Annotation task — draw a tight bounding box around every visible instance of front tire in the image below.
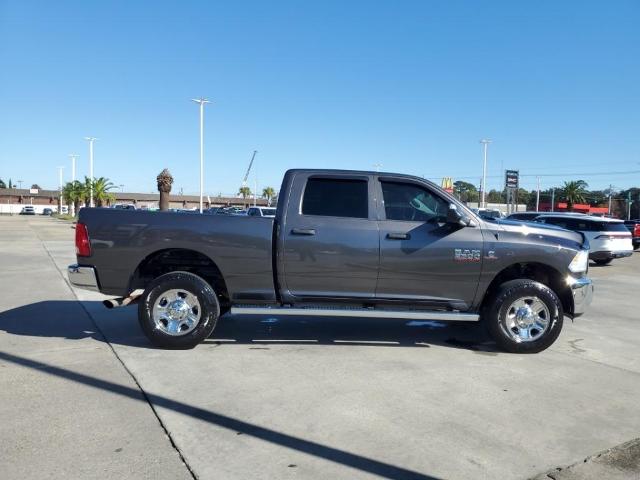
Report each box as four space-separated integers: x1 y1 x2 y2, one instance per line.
484 279 563 354
138 271 220 349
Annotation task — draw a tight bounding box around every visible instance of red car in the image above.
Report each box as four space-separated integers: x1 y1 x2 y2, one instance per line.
624 220 640 250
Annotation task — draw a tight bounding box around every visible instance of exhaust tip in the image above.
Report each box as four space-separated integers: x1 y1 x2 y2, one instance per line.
103 299 120 309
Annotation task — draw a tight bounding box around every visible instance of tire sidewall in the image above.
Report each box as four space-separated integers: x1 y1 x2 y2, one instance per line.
486 280 563 354
138 271 220 349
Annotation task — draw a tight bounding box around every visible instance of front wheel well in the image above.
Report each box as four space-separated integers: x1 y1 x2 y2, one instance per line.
130 249 230 309
480 262 572 316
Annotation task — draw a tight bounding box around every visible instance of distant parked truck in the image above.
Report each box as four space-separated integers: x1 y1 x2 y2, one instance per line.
68 169 593 353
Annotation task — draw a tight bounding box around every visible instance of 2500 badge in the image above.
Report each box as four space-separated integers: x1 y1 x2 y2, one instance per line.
454 248 481 262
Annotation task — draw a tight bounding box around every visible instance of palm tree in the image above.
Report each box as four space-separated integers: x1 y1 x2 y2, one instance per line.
81 176 115 207
562 180 588 211
93 177 116 207
262 186 276 206
157 168 173 211
238 186 252 208
62 180 85 215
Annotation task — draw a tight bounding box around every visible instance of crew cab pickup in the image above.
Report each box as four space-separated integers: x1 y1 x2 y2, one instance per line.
68 169 593 353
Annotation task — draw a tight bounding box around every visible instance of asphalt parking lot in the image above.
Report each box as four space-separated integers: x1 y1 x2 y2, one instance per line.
1 215 639 480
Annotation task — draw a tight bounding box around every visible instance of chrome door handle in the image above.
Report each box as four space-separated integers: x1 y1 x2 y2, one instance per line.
387 232 409 240
291 228 316 236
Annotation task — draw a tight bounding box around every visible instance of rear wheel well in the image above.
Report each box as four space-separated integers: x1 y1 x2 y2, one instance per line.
481 262 572 316
130 249 230 310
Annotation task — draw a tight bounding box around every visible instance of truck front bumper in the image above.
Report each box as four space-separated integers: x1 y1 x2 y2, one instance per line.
68 264 99 292
568 276 593 317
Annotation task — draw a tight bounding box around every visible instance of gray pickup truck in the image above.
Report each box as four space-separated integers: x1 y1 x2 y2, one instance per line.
69 169 593 353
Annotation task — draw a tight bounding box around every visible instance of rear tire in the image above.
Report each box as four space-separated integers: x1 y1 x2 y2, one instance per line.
484 279 563 354
138 271 220 349
593 258 613 266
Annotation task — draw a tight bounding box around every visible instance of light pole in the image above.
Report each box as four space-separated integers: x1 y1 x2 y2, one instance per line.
536 176 541 211
479 139 491 208
191 97 210 213
84 137 98 207
69 154 78 216
57 166 64 213
18 180 23 190
69 154 78 182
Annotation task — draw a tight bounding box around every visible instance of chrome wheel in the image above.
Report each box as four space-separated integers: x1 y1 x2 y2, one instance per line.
152 289 201 336
501 296 550 343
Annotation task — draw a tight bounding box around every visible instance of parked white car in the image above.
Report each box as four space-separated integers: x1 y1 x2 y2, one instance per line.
535 214 633 265
247 206 276 218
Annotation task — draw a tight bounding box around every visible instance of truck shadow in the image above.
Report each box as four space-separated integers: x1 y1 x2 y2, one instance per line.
0 300 500 355
210 315 499 355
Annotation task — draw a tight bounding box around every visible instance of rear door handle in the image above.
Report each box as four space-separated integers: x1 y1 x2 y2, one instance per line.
291 228 316 236
387 232 409 240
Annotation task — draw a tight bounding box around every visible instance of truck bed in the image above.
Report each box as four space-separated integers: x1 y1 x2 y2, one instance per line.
78 208 276 300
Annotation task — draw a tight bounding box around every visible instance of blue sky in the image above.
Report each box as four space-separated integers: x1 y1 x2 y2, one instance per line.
1 0 639 195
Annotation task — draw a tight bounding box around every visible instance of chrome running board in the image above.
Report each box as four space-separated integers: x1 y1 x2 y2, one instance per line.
230 307 479 322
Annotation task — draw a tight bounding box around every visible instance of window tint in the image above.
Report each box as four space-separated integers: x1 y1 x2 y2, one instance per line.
599 222 628 232
539 217 629 233
301 178 368 218
380 181 449 222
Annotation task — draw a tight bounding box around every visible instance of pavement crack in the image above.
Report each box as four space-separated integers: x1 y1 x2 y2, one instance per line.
42 240 199 480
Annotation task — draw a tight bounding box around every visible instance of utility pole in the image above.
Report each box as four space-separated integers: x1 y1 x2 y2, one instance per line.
551 188 555 212
191 97 210 213
628 191 632 220
84 137 97 207
479 139 491 208
608 184 613 215
536 176 541 211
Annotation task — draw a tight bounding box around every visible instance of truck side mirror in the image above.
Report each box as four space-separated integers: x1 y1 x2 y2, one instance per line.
446 204 470 226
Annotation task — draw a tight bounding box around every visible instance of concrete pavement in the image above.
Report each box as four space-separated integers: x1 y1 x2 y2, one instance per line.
0 216 192 480
1 215 639 479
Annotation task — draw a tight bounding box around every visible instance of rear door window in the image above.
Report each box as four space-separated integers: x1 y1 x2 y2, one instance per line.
301 178 368 218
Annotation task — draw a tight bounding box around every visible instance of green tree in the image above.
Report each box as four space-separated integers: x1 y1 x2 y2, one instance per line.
238 186 252 207
8 179 13 188
81 176 115 207
31 184 41 190
453 180 479 203
262 186 276 206
92 177 116 207
486 189 504 203
0 178 6 188
561 180 589 211
62 180 85 215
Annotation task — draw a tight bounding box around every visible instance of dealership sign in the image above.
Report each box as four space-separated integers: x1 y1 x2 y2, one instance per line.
505 170 519 189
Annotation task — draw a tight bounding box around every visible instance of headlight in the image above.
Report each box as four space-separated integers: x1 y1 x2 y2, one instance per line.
568 250 589 273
